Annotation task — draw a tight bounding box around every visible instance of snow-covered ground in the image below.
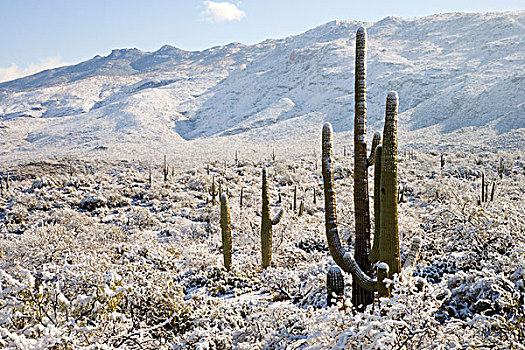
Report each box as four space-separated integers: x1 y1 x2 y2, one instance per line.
0 147 523 348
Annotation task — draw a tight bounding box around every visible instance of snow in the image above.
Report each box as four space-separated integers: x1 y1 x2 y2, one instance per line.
0 10 523 350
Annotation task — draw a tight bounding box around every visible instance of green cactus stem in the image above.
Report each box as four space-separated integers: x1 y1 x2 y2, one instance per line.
440 154 445 168
327 266 344 307
293 185 297 212
313 187 317 204
367 132 381 167
220 193 232 270
481 172 485 203
298 200 304 217
210 176 218 205
378 91 402 291
353 26 374 309
163 155 169 182
498 157 504 179
148 167 152 187
240 187 244 208
261 167 283 269
369 144 382 264
490 182 495 201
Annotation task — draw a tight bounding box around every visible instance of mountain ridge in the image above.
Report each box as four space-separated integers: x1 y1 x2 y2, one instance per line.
0 11 524 162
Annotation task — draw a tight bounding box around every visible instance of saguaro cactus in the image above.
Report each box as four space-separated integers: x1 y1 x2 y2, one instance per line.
353 26 374 309
322 92 422 300
220 193 232 270
261 167 284 269
327 266 345 307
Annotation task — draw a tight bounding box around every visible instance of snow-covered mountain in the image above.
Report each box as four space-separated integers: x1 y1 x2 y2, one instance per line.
0 11 524 162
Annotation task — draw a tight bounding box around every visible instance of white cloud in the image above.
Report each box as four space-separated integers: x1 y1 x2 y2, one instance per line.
201 1 246 23
0 56 69 83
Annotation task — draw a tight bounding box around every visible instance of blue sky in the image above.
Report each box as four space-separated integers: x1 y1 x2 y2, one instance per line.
0 0 523 82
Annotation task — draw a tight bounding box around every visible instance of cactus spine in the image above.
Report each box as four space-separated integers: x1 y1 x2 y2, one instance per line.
353 26 374 309
220 193 232 270
261 167 283 269
327 266 344 307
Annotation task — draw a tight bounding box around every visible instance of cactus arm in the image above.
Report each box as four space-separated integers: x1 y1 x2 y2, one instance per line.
367 132 381 167
369 144 383 264
343 252 378 292
379 91 401 278
271 208 284 225
403 237 422 270
322 123 350 270
220 193 232 270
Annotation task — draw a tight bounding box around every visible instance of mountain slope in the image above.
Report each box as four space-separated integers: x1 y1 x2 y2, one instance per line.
0 11 524 162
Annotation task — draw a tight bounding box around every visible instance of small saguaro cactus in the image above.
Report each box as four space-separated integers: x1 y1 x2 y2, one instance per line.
327 266 345 307
298 200 304 217
240 187 244 208
220 193 232 270
293 185 297 212
163 155 169 182
440 154 446 168
210 176 218 205
261 167 284 269
148 166 152 187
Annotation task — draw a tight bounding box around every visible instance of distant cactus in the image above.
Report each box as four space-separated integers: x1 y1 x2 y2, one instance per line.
327 266 344 307
220 193 232 270
163 155 169 182
440 154 445 168
298 200 304 217
313 187 317 204
261 167 283 269
498 157 504 179
5 172 9 191
210 176 218 205
240 187 244 208
481 172 485 203
293 185 297 212
148 166 152 187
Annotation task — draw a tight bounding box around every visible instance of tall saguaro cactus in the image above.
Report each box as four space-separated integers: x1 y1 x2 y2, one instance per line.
261 167 284 269
220 193 232 270
353 26 374 310
322 92 422 300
